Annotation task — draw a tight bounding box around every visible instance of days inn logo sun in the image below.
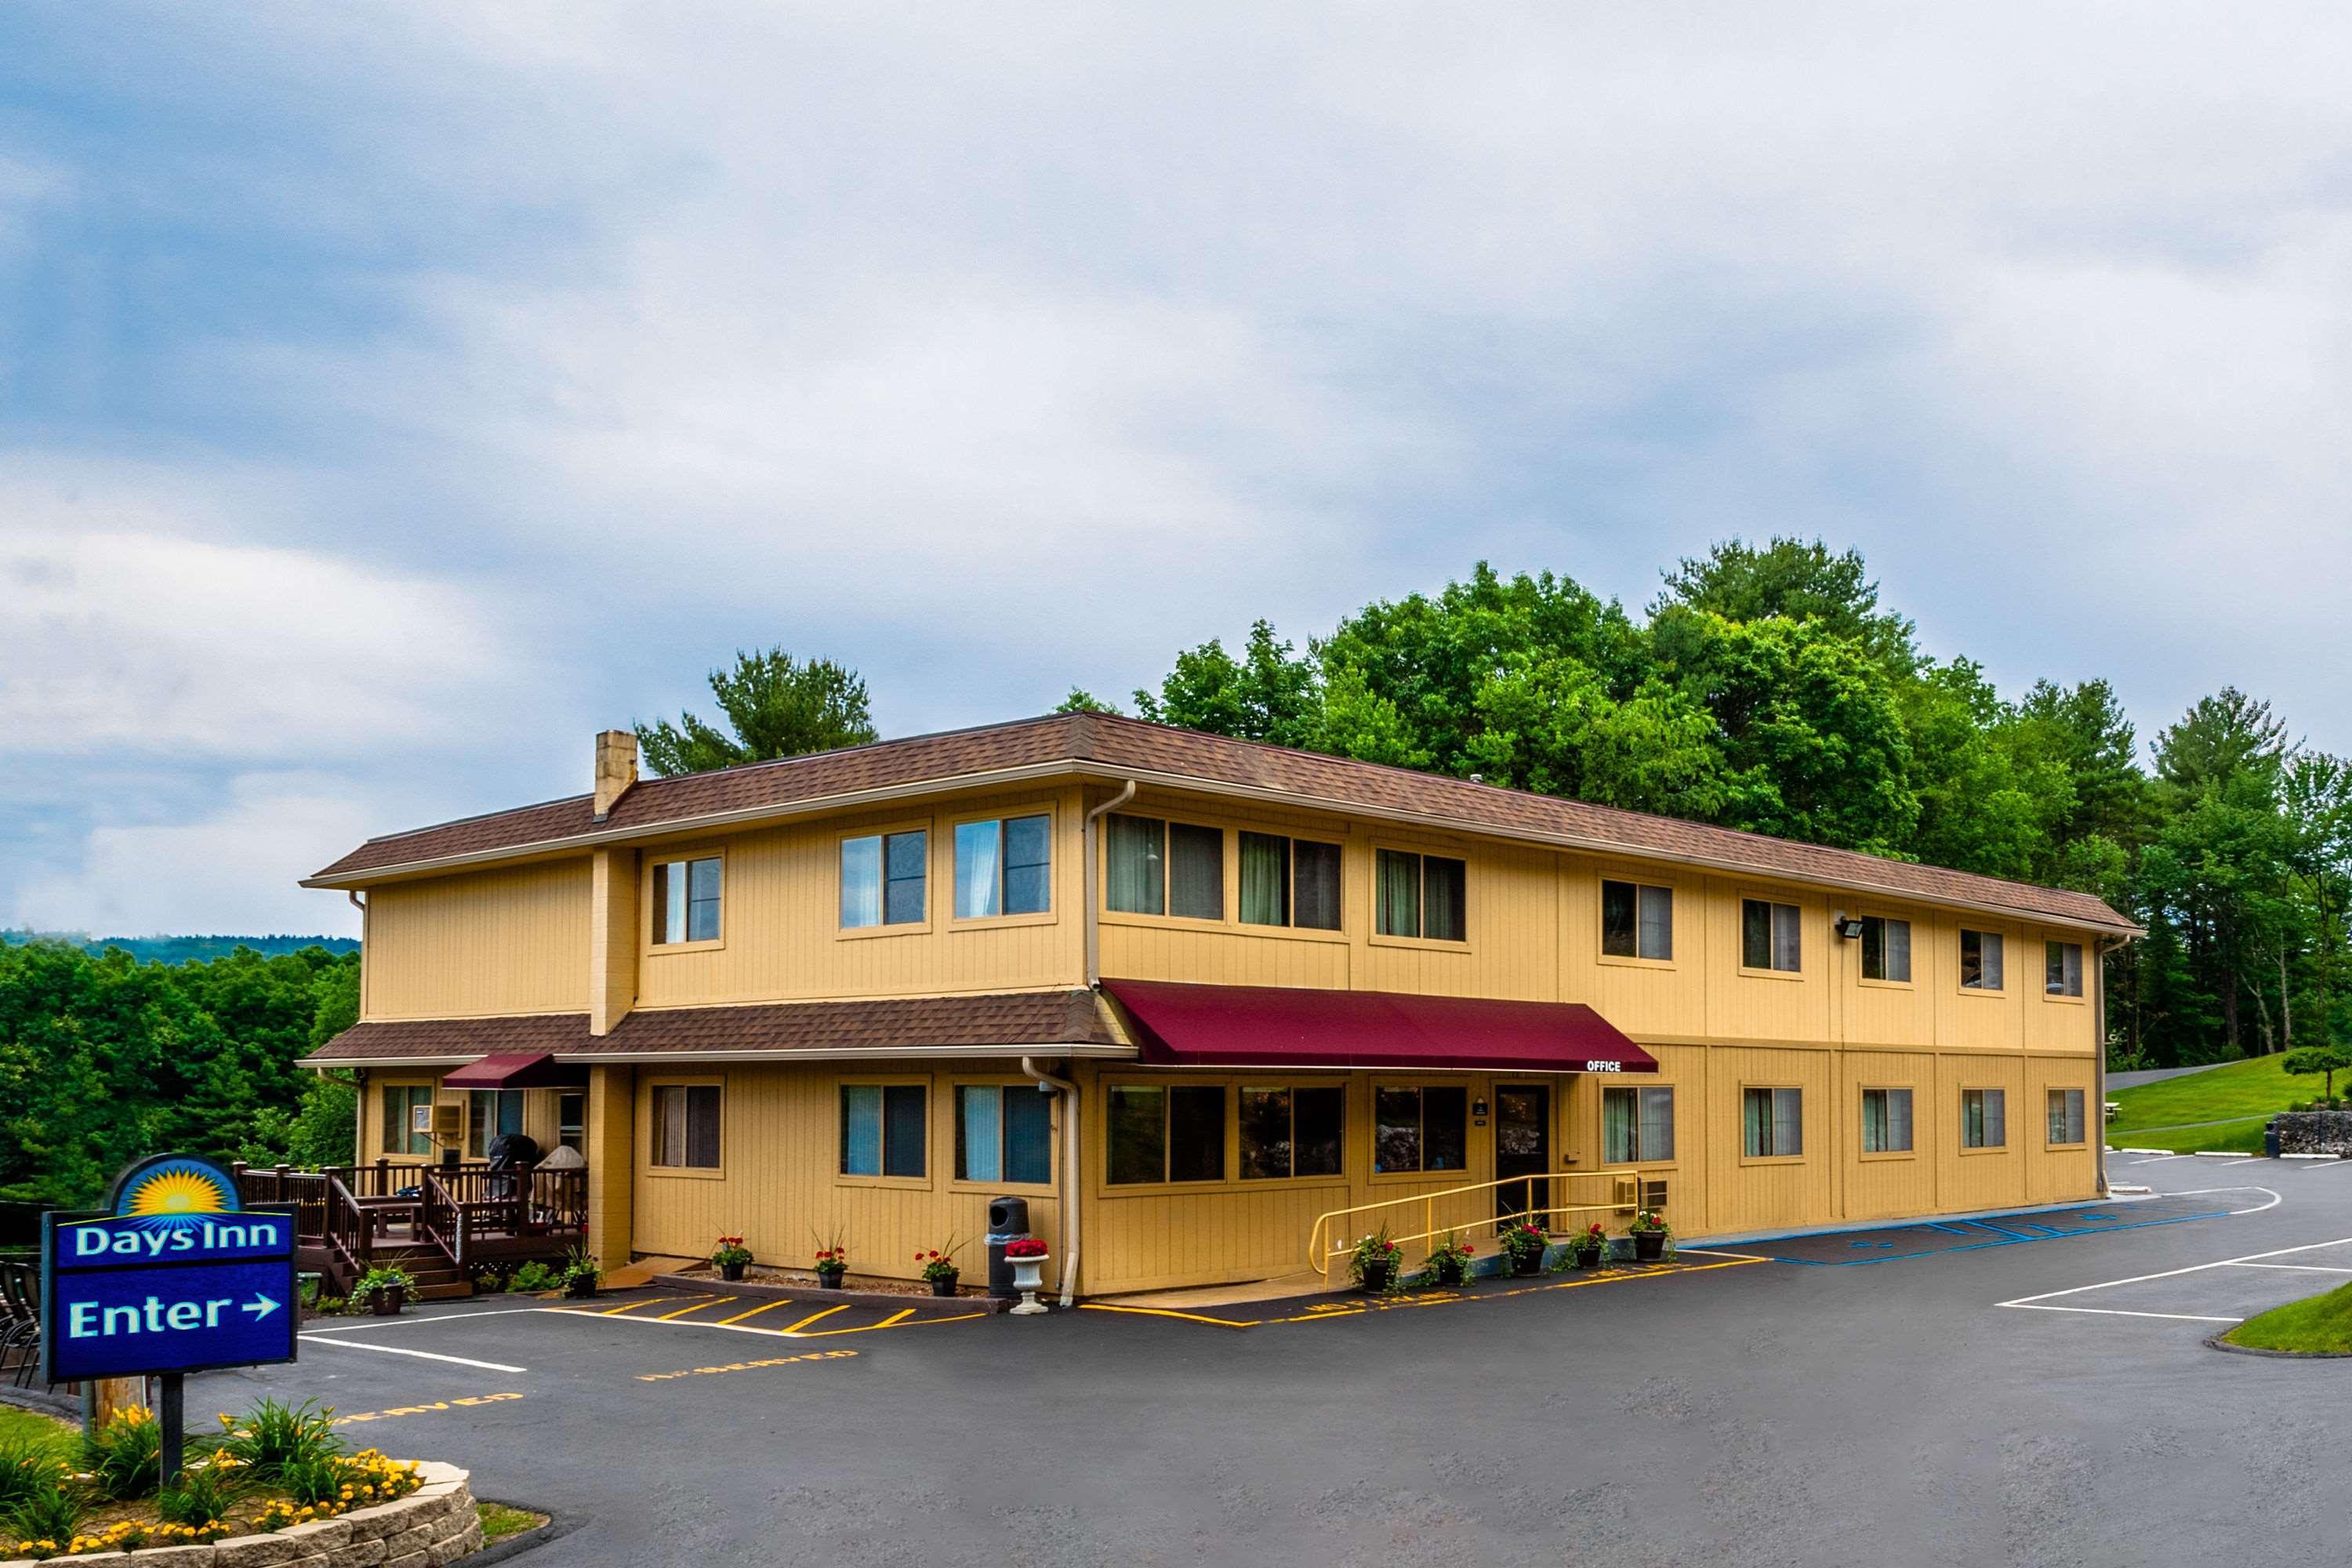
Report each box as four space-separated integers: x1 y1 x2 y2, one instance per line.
111 1156 240 1229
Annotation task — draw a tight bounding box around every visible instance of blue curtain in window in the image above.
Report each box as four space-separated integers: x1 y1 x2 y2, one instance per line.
883 1085 927 1178
1003 815 1051 915
1004 1087 1052 1185
959 1086 1003 1182
840 1086 882 1176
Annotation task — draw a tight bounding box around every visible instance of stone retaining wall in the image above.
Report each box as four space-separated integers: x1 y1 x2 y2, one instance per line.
2274 1111 2352 1156
1 1462 481 1568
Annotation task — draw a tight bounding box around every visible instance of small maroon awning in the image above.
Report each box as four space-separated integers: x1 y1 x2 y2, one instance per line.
437 1053 588 1090
1102 979 1658 1073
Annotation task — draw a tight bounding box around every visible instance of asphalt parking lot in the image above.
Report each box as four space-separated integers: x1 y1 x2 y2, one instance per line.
187 1163 2352 1568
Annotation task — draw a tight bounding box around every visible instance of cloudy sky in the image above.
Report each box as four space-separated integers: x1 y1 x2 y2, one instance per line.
5 5 2350 938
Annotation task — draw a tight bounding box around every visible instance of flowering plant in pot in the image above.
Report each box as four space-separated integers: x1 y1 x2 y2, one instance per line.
1629 1209 1671 1262
350 1265 414 1317
1004 1237 1051 1315
918 1239 962 1297
1501 1221 1549 1277
713 1236 753 1282
1422 1231 1475 1287
1349 1229 1402 1293
1571 1222 1609 1269
560 1245 604 1298
810 1224 850 1288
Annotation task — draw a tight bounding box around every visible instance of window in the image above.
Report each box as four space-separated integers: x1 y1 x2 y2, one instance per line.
1238 1086 1345 1180
1602 1086 1675 1163
1601 881 1674 961
1741 900 1802 972
954 1085 1053 1185
652 1084 721 1169
2045 941 2084 997
953 815 1051 920
1742 1087 1802 1158
1861 916 1911 983
840 1084 927 1178
1239 833 1344 931
651 856 722 945
840 829 927 927
1962 1087 2006 1149
1105 815 1225 920
1372 1085 1469 1174
2047 1088 2086 1145
1375 850 1467 942
380 1085 434 1156
1861 1087 1913 1153
466 1089 524 1158
1961 929 2005 991
1105 1083 1225 1185
557 1091 586 1154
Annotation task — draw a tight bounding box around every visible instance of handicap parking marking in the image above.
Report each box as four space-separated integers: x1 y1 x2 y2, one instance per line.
1998 1234 2352 1325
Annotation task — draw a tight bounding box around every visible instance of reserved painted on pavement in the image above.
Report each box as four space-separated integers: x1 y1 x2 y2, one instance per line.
334 1392 525 1425
637 1348 861 1382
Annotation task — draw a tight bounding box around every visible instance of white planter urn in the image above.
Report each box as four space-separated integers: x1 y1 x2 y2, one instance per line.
1008 1253 1051 1315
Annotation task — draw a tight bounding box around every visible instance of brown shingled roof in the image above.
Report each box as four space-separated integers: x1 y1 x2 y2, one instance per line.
307 711 2136 933
306 989 1124 1065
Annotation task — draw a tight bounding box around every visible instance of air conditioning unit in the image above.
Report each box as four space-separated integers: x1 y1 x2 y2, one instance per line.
1609 1176 1670 1213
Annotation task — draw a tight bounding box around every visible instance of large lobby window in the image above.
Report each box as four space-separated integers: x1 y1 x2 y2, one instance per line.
1372 1085 1468 1174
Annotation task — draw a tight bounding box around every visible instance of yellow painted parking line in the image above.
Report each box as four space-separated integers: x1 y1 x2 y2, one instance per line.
600 1294 707 1316
775 1303 851 1334
1079 1256 1765 1330
717 1298 801 1326
794 1309 987 1338
659 1296 736 1319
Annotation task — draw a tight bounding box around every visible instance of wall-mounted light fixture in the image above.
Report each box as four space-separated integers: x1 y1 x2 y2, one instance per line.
1833 912 1865 940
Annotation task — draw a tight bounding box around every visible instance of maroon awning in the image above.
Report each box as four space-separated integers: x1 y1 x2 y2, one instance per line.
437 1053 588 1090
1102 979 1657 1073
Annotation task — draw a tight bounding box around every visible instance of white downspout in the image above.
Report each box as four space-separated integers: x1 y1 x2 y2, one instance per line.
1024 1055 1081 1308
1021 778 1136 1310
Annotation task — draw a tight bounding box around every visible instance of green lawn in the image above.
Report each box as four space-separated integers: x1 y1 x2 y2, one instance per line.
2104 1054 2339 1154
2223 1278 2352 1355
0 1403 74 1460
477 1502 548 1543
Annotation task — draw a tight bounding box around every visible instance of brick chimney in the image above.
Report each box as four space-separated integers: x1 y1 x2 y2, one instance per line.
593 729 638 820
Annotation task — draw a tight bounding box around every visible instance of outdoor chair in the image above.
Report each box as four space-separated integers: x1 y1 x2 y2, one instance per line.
0 1261 40 1387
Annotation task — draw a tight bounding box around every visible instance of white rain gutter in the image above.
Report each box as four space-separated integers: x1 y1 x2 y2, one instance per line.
1023 1055 1083 1309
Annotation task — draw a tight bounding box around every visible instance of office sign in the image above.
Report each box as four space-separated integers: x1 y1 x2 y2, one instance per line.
43 1154 299 1383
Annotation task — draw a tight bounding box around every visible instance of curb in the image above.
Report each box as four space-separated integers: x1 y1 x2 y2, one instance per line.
651 1272 1014 1312
2203 1333 2352 1360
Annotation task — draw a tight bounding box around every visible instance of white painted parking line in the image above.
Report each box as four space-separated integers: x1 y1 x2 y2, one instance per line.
1998 1233 2352 1323
300 1336 527 1373
2125 1154 2197 1165
2209 1156 2265 1167
2227 1262 2352 1274
299 1307 555 1336
2301 1160 2352 1173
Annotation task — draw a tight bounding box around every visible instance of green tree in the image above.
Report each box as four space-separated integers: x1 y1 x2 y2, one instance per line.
1653 536 1919 677
2283 1041 2352 1101
1132 621 1319 746
1054 687 1121 714
635 649 878 777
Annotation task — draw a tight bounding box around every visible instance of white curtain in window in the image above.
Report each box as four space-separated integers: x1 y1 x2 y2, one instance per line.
1888 1088 1912 1151
1772 1087 1802 1156
1638 887 1673 960
840 837 882 928
960 1086 1003 1182
955 821 1002 920
1772 906 1802 972
1639 1087 1675 1161
1602 1089 1635 1163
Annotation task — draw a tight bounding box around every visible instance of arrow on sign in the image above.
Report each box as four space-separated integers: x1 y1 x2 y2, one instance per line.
241 1294 280 1322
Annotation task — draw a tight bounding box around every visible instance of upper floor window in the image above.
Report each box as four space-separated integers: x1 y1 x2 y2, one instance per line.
1376 850 1466 942
955 815 1051 920
841 829 927 928
652 1083 721 1169
1602 1085 1675 1163
1106 815 1223 920
652 855 722 945
1741 899 1802 973
1961 929 2005 991
2045 940 2084 997
1962 1087 2006 1149
1601 880 1673 960
1860 916 1911 982
1240 833 1343 931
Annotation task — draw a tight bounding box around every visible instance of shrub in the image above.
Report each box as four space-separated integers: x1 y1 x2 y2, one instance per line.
81 1405 162 1501
559 1246 602 1293
281 1454 345 1510
156 1461 245 1527
349 1265 415 1312
217 1398 343 1481
510 1261 557 1293
0 1435 71 1516
5 1470 87 1548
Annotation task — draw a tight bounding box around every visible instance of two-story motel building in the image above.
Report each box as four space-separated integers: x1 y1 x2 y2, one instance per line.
301 712 2137 1298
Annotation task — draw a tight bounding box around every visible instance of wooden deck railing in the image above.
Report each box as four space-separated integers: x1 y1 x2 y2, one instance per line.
233 1160 588 1275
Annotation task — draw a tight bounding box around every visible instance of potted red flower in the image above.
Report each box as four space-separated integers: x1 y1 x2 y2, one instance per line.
1424 1231 1475 1287
1572 1222 1608 1269
1630 1210 1671 1263
1004 1237 1051 1315
713 1236 753 1283
811 1226 849 1289
1349 1229 1402 1294
918 1240 962 1298
1501 1221 1548 1277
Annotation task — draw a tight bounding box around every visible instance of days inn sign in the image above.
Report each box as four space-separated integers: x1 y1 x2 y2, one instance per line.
42 1154 299 1384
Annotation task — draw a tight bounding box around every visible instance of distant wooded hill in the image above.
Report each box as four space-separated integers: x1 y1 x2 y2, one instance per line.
0 931 359 964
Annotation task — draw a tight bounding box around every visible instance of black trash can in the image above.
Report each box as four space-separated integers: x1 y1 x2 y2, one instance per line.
985 1196 1032 1301
2265 1119 2281 1160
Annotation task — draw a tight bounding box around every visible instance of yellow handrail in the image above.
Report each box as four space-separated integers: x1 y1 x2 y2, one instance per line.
1305 1170 1650 1279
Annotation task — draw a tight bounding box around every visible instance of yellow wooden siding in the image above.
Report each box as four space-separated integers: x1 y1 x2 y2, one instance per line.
630 786 1086 1011
359 1077 572 1163
1837 1050 1940 1221
362 859 591 1020
2024 1055 2100 1204
626 1062 1062 1283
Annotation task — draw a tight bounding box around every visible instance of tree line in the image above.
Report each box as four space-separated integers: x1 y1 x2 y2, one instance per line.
0 940 359 1208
